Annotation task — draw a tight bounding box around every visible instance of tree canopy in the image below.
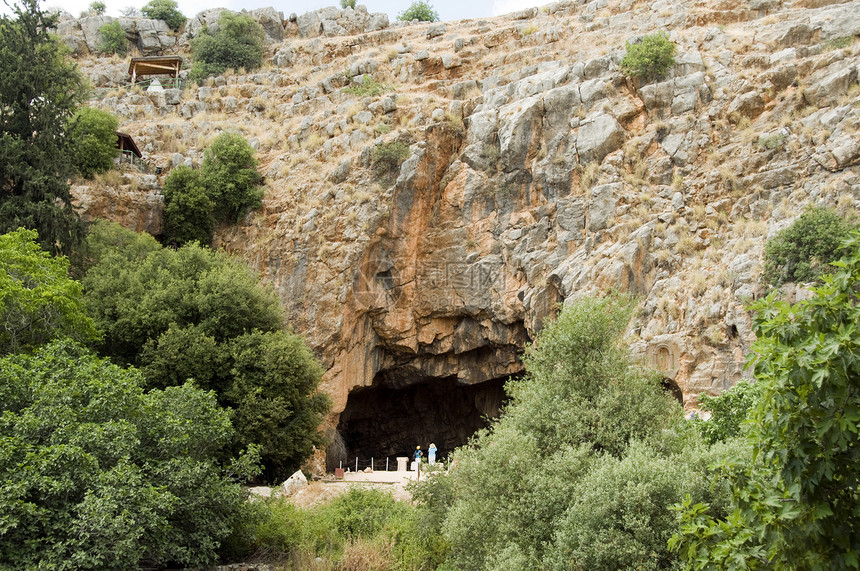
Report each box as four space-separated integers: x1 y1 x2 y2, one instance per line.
0 340 259 569
82 222 329 480
0 228 97 355
0 0 88 255
672 231 860 569
68 107 121 178
190 12 265 81
415 296 729 570
141 0 186 31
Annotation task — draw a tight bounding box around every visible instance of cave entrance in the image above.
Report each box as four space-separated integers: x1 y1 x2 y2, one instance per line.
330 375 508 470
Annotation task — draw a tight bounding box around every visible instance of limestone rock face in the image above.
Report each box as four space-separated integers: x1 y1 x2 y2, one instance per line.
70 0 860 451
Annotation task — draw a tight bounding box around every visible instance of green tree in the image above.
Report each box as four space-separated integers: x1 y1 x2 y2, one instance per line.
620 30 676 81
398 0 439 21
340 0 356 8
0 228 97 355
141 0 185 31
82 223 328 480
672 232 860 569
423 296 720 569
89 0 106 14
762 206 854 287
97 20 127 55
0 340 260 569
200 131 263 222
161 165 214 245
190 11 265 81
68 107 120 178
0 1 88 255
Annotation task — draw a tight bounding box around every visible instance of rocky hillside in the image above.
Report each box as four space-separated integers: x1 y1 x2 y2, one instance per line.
65 0 860 460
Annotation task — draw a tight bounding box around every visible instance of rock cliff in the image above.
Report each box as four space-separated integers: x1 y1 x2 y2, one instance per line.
67 0 860 461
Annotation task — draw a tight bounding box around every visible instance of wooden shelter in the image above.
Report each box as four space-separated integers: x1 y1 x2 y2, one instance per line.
128 56 183 85
116 132 141 158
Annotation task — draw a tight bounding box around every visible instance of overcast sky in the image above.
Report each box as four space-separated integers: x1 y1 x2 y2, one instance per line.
18 0 551 22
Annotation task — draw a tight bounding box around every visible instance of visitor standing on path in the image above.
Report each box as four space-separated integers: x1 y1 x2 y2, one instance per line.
428 443 437 465
414 446 423 470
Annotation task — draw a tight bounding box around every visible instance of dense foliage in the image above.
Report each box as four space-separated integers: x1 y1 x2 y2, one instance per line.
413 296 730 569
672 232 860 569
693 380 764 444
0 229 97 355
82 222 329 479
620 30 677 80
68 107 120 178
190 12 265 82
140 0 186 31
161 165 214 245
398 0 440 21
0 340 259 569
89 1 105 14
97 20 127 55
761 206 854 287
0 1 87 255
200 131 264 222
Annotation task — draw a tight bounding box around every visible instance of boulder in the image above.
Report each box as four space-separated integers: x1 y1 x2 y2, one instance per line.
281 470 308 496
250 7 285 42
575 114 625 164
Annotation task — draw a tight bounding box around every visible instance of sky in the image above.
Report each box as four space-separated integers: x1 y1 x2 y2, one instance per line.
22 0 551 23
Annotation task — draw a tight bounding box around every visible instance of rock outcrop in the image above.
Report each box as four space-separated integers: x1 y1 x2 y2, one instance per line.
69 0 860 459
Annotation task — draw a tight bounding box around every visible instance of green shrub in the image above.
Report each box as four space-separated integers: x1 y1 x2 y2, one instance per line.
98 20 127 55
161 165 214 246
398 0 439 22
343 74 387 97
190 12 264 82
340 0 356 8
757 132 785 150
141 0 185 31
620 30 676 80
89 1 106 14
371 140 410 181
68 107 121 178
761 206 855 287
200 131 263 222
693 380 764 444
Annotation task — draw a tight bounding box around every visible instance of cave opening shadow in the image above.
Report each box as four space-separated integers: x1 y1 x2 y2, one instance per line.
330 375 510 471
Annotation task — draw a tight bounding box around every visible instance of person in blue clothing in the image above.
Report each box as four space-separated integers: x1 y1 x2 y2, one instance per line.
428 443 437 465
414 446 423 470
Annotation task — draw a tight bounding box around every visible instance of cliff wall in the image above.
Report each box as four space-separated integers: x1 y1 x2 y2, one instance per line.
67 0 860 457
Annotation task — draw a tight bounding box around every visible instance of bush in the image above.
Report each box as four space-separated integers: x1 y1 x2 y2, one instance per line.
161 165 214 246
620 30 676 80
200 131 263 222
344 74 387 97
98 21 127 55
340 0 356 7
89 1 106 14
762 206 855 287
398 0 439 22
68 107 120 178
371 140 410 181
0 340 260 568
141 0 185 31
190 12 264 82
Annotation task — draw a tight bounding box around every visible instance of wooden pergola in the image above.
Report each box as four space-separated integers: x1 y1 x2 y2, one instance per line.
128 56 183 85
116 132 141 158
